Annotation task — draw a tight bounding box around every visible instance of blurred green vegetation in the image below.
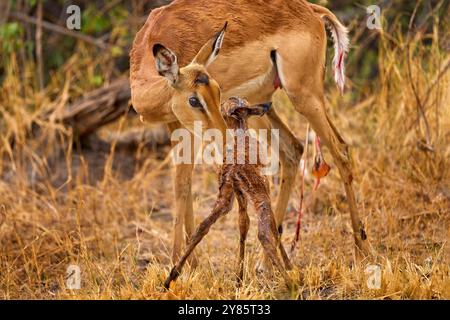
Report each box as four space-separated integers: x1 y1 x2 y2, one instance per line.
313 0 449 100
0 0 448 99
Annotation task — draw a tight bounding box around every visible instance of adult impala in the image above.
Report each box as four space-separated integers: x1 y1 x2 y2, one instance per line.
130 0 372 263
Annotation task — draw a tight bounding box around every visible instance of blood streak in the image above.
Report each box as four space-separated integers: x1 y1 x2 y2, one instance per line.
274 73 282 89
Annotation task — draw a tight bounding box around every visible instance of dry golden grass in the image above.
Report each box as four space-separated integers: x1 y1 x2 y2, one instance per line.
0 19 449 300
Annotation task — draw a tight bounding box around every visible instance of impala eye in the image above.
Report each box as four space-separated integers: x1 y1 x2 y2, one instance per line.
189 96 202 109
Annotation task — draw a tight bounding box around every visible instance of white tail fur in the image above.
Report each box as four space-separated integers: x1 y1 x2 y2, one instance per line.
310 4 349 93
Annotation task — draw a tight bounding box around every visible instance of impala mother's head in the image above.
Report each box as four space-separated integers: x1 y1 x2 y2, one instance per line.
152 23 228 135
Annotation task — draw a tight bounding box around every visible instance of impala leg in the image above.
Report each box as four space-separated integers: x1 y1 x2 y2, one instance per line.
167 122 198 267
266 106 304 229
274 39 372 258
270 218 293 270
173 163 197 264
235 189 249 285
289 92 371 258
164 175 234 289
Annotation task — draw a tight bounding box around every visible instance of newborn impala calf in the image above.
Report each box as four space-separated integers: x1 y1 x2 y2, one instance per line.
164 97 292 289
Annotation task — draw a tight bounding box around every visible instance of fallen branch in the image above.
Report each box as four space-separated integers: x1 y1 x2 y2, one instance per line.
51 77 132 137
26 76 172 155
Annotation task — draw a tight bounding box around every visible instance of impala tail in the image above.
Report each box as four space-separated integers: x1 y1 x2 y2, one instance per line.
310 3 349 93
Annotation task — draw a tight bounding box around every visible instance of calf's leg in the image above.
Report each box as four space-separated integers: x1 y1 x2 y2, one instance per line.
164 175 234 289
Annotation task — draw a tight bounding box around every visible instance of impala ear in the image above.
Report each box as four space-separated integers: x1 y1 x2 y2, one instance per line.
192 22 228 67
153 43 179 85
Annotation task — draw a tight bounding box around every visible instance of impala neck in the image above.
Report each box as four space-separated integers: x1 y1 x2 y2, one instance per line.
131 77 176 124
216 117 228 153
